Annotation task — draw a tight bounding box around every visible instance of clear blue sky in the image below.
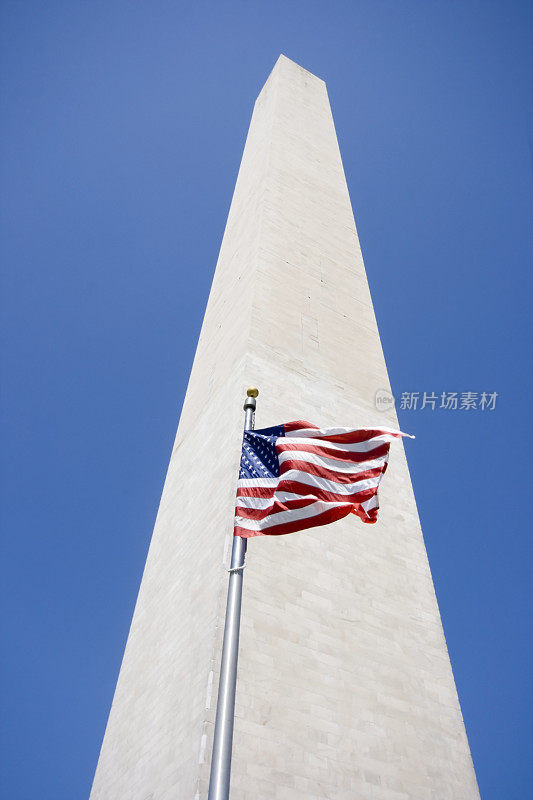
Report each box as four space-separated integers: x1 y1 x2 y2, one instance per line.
1 1 532 797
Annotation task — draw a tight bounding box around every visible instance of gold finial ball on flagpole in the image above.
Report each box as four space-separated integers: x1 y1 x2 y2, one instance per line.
247 387 259 398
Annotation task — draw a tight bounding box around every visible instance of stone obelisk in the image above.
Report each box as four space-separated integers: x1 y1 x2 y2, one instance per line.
90 56 479 800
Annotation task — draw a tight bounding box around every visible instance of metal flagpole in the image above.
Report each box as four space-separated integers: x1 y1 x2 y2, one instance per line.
207 387 258 800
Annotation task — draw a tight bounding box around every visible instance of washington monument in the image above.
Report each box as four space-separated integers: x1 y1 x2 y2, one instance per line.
90 56 479 800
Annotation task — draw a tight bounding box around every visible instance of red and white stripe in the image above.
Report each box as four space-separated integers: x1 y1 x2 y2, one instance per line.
234 421 413 538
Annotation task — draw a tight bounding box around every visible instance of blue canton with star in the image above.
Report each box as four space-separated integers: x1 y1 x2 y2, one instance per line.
239 425 285 479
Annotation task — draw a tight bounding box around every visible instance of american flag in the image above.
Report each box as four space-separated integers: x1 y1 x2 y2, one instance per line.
234 421 413 538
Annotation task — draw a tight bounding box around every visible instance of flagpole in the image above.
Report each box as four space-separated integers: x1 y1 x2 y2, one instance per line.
207 387 258 800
